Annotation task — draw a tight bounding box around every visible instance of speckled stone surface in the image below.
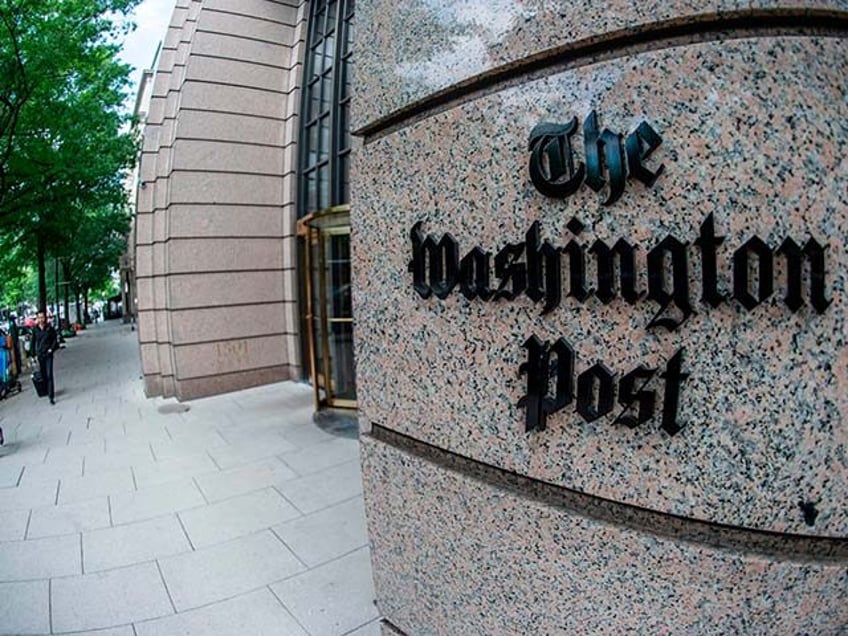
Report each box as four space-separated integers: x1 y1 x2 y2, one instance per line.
351 1 848 129
361 436 848 635
352 36 848 537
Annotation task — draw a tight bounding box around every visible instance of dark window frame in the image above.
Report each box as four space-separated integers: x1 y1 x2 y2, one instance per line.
298 0 354 216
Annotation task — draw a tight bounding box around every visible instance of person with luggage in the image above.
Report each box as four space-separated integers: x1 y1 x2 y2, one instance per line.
31 311 59 404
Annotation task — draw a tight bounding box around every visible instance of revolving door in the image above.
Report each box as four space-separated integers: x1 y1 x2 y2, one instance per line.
299 205 356 410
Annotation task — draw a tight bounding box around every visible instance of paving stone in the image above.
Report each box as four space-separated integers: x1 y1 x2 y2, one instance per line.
103 423 169 445
0 533 80 581
273 496 368 567
64 433 111 450
0 479 58 512
346 620 382 636
271 547 378 636
28 497 110 539
273 459 364 515
37 426 74 446
208 435 298 470
83 514 191 572
132 452 219 489
134 588 308 636
150 432 229 459
276 422 338 449
86 420 130 437
56 626 136 636
110 478 205 525
0 509 29 542
59 468 135 505
83 450 155 476
194 457 297 503
0 460 24 487
44 442 90 464
180 488 301 548
40 445 84 466
0 445 48 468
279 437 360 476
51 562 173 633
0 579 49 634
158 530 305 611
0 323 377 636
277 422 339 449
20 455 83 484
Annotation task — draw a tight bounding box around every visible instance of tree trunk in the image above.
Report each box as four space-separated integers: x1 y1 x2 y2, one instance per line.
36 235 47 313
83 291 89 324
62 260 70 327
54 257 60 326
75 290 82 329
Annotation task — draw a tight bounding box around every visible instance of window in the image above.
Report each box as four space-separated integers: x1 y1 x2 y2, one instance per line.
298 0 357 410
299 0 354 215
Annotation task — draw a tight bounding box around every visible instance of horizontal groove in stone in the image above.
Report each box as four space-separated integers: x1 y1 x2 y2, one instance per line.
137 300 294 316
369 425 848 563
174 362 294 383
188 51 290 73
203 7 298 29
175 106 289 122
181 77 286 96
169 331 295 348
357 11 848 142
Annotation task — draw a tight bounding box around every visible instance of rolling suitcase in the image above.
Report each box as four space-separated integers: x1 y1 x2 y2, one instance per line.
32 370 48 397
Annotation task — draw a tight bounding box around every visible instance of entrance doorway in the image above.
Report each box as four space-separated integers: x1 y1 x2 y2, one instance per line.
299 205 355 410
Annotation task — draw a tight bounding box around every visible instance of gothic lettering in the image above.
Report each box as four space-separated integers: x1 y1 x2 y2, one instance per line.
518 338 688 435
583 111 627 206
576 362 616 423
693 213 727 308
494 242 527 301
625 121 665 187
525 222 563 315
646 236 693 330
459 247 493 301
528 119 584 198
777 237 832 313
613 366 656 429
527 111 664 205
409 217 832 328
733 236 774 310
517 336 575 433
589 238 641 304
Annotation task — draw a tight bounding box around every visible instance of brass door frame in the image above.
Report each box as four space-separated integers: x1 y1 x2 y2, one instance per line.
297 205 356 411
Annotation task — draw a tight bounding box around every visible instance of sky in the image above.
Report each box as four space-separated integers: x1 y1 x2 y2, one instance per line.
117 0 175 105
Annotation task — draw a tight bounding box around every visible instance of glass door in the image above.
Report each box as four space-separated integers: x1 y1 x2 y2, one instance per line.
299 206 356 410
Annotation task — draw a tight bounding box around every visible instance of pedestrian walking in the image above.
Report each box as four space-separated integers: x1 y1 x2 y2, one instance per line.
31 311 59 404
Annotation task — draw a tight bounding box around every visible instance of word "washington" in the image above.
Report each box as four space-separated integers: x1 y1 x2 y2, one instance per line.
408 213 831 332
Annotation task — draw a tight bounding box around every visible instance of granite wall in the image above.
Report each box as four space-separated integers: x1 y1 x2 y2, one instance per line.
135 0 307 400
353 3 848 633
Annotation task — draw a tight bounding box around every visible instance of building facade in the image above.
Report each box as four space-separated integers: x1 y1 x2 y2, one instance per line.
135 0 848 633
352 2 848 635
135 0 353 403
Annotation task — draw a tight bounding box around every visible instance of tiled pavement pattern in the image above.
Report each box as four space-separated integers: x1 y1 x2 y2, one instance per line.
0 321 378 635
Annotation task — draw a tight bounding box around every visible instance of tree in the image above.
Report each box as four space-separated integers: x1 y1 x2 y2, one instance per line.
60 202 130 323
0 237 32 309
0 0 140 311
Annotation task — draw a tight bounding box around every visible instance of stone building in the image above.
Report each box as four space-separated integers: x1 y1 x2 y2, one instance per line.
134 0 354 405
135 0 848 633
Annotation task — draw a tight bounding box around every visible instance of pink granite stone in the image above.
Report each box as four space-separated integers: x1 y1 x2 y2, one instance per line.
361 436 848 635
352 36 848 537
352 0 847 130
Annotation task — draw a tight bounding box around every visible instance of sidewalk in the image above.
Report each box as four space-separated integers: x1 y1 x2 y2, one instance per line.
0 321 378 636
